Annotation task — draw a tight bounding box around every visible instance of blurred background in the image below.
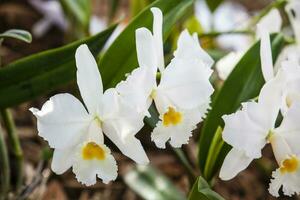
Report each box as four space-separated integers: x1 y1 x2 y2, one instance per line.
0 0 298 199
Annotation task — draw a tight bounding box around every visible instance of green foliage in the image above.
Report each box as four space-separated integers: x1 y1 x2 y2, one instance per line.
0 26 116 109
198 33 286 181
99 0 194 89
205 0 224 12
188 176 225 200
0 29 32 43
203 127 224 181
124 165 186 200
59 0 91 36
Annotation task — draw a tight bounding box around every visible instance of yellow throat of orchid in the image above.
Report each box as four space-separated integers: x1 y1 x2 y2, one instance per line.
280 156 299 174
82 142 106 160
163 107 182 127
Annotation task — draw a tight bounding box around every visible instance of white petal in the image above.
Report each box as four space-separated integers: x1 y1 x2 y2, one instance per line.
116 67 156 115
174 30 214 68
75 44 103 114
100 89 149 164
135 28 157 74
156 58 213 112
286 1 300 44
151 109 201 148
257 24 274 82
151 7 164 72
269 166 300 197
30 93 91 149
222 102 270 158
258 69 284 124
256 9 282 38
51 147 75 174
215 51 244 80
73 144 117 185
274 45 300 73
219 148 253 181
275 102 300 155
87 120 104 144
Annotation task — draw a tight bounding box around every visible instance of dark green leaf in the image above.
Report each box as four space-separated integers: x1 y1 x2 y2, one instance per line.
0 26 116 108
124 165 186 200
0 29 32 43
188 177 225 200
198 34 286 181
99 0 194 89
205 0 224 12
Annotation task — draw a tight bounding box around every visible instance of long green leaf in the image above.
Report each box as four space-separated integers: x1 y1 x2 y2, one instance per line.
0 29 32 43
205 0 224 12
188 177 224 200
124 165 186 200
0 26 116 108
99 0 194 89
59 0 91 30
198 34 286 180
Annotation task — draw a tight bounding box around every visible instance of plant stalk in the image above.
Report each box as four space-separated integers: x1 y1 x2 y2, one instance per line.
0 126 10 200
0 109 23 193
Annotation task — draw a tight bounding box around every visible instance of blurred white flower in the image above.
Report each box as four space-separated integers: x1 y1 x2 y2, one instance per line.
117 8 214 148
89 15 107 35
274 0 300 70
30 44 148 185
29 0 68 38
215 51 244 80
256 8 282 39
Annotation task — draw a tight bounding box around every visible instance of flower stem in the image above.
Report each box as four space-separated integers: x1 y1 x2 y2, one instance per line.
0 109 23 193
0 125 10 200
199 30 254 38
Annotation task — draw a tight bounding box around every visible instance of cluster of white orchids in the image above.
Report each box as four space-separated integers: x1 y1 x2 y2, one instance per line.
219 2 300 197
30 7 214 186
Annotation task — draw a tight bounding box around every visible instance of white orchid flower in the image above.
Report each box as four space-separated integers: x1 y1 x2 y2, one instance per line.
30 44 148 185
220 24 300 197
116 7 214 148
268 103 300 197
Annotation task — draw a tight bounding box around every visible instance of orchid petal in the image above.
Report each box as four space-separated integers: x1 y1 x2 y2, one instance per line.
135 28 157 74
75 44 103 114
30 93 91 149
257 24 274 82
219 148 253 181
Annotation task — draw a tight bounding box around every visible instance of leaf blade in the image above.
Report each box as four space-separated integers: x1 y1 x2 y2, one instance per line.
0 29 32 43
0 26 116 108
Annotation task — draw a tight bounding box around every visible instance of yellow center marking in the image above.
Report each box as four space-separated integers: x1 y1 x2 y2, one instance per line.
163 107 182 127
280 156 299 174
82 142 105 160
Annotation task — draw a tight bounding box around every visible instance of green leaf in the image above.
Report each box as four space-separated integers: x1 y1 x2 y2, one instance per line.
0 29 32 43
0 26 116 109
198 33 286 181
203 127 224 180
99 0 194 89
205 0 224 12
124 165 186 200
59 0 91 31
188 177 225 200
